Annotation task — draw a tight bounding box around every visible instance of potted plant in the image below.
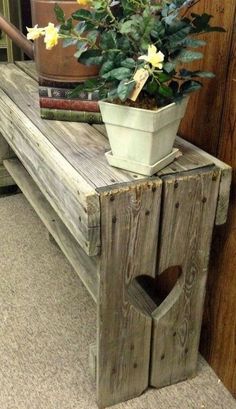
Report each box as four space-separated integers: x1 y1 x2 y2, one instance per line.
27 0 225 175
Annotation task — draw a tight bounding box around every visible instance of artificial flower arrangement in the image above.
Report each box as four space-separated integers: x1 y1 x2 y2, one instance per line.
27 0 225 175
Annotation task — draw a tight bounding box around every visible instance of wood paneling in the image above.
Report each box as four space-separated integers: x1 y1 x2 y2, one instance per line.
179 0 236 398
201 6 236 398
179 0 236 154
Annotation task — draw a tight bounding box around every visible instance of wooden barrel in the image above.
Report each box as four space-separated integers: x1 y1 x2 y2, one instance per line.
31 0 99 84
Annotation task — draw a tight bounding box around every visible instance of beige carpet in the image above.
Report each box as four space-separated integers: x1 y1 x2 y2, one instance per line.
0 193 235 409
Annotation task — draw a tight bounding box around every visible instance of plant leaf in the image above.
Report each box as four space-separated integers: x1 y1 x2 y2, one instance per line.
54 4 65 23
157 72 172 83
121 58 136 69
100 60 115 75
72 9 93 21
180 80 203 93
163 62 176 73
158 84 173 97
100 31 117 49
63 38 77 48
74 42 88 58
117 79 136 101
79 49 103 65
74 21 86 35
177 49 203 62
184 38 207 47
102 67 132 80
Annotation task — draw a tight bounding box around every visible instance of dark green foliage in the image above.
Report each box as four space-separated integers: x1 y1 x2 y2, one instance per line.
55 0 225 106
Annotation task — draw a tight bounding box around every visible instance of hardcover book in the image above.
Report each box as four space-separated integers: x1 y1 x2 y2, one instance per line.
39 97 100 112
40 108 103 124
39 86 100 101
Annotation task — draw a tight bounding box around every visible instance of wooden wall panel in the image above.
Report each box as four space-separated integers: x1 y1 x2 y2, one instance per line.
179 0 236 154
179 0 236 398
201 7 236 397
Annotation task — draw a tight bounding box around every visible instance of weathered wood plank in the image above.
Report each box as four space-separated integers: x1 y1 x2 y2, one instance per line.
0 63 143 188
4 158 98 302
15 60 38 81
0 164 15 187
97 179 162 408
150 167 221 388
0 88 100 256
175 137 232 225
0 133 14 164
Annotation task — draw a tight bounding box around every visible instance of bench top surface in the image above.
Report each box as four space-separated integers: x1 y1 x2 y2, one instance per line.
0 61 218 191
0 62 231 256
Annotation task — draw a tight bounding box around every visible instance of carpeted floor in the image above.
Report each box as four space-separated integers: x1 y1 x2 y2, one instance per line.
0 193 235 409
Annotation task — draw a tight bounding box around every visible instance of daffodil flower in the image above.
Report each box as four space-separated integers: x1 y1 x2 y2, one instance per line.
26 25 45 41
138 45 164 69
44 23 59 50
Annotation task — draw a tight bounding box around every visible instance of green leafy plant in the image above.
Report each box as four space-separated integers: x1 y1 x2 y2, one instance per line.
51 0 225 107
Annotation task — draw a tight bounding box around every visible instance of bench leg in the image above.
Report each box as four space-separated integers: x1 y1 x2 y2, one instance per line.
150 169 220 387
96 180 162 408
0 134 15 191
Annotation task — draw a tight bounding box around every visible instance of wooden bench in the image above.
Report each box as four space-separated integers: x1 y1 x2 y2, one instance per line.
0 62 232 408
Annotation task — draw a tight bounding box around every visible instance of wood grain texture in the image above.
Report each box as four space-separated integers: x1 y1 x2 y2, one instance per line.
200 7 236 397
0 63 145 187
175 137 232 225
0 133 14 164
15 60 38 81
150 168 220 388
0 88 100 256
179 0 235 155
0 164 14 187
97 179 162 408
4 158 98 302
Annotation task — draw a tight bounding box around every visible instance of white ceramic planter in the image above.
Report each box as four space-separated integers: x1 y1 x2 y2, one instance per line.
99 97 189 175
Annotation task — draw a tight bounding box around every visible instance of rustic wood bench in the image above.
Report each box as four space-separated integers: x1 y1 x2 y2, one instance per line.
0 62 232 408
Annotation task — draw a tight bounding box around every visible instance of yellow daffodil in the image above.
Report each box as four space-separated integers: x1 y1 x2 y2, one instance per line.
138 45 164 69
44 23 59 50
26 25 45 41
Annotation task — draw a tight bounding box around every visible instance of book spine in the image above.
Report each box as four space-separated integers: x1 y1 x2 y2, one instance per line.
39 86 99 101
40 108 103 124
39 97 100 112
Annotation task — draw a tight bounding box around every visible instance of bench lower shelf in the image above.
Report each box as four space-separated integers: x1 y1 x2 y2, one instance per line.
3 158 98 303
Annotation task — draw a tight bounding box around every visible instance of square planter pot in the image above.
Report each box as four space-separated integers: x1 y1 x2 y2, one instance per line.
99 97 189 175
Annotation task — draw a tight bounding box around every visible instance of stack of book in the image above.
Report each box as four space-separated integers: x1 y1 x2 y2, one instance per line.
38 80 103 124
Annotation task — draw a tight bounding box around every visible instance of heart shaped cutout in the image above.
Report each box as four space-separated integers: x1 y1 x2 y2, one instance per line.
128 266 182 316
